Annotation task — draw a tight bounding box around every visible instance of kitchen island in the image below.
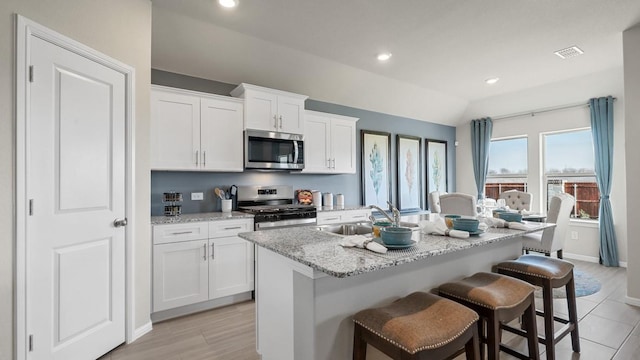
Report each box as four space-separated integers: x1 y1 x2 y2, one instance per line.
238 222 554 360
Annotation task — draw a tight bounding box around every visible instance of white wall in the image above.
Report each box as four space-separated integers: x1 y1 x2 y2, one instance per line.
0 1 152 359
623 24 640 302
456 68 627 263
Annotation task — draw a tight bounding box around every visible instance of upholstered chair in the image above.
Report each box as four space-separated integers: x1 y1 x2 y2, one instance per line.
499 190 533 211
428 191 443 213
522 193 575 258
439 193 478 217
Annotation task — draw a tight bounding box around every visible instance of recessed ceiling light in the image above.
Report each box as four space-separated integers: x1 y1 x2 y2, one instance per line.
554 46 584 59
485 77 500 85
377 53 392 61
218 0 239 8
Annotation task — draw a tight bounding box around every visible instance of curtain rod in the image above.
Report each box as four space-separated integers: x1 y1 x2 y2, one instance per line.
492 97 617 121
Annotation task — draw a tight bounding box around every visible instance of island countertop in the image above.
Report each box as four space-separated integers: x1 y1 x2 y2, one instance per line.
238 222 554 278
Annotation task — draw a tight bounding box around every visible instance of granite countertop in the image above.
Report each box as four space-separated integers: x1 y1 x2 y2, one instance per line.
151 211 254 225
238 222 554 278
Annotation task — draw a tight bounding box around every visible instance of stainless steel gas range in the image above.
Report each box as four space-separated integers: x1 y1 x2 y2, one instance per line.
237 185 317 230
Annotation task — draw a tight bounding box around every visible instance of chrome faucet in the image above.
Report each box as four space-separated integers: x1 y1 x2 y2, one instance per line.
369 201 401 227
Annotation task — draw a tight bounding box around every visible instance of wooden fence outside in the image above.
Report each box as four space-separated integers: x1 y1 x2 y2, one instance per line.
484 181 600 219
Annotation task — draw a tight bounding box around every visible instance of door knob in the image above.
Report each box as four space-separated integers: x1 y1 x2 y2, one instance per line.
113 218 128 228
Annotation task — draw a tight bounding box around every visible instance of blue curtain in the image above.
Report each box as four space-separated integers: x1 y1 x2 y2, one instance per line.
590 96 619 267
470 118 493 199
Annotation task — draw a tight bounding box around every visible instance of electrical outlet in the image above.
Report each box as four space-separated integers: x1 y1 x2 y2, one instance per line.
570 231 578 240
191 192 204 201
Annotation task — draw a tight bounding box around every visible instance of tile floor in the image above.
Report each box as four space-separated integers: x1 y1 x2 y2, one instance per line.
101 259 639 359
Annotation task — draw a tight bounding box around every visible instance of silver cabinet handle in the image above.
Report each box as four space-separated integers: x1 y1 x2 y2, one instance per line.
325 217 339 221
332 159 336 169
327 158 331 168
203 243 207 261
113 218 128 227
171 231 193 235
195 150 199 165
279 115 283 129
352 215 366 219
224 226 243 230
203 151 206 166
210 243 215 259
273 115 278 129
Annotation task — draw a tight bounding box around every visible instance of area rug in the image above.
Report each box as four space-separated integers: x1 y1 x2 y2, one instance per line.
534 269 601 298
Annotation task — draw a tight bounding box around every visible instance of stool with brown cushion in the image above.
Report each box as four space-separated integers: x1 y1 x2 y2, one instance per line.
495 255 580 360
438 272 540 360
352 291 480 360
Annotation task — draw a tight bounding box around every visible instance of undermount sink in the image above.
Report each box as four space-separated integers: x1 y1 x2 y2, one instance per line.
314 221 420 236
314 222 373 235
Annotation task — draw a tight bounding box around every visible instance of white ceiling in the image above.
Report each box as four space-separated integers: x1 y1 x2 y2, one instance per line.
151 0 640 125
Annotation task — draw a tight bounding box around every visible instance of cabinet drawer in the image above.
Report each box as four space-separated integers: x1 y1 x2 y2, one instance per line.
343 210 371 222
153 222 209 245
209 219 253 238
316 211 345 225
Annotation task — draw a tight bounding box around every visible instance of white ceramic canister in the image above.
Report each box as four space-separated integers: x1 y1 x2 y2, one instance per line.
323 192 334 208
312 191 322 207
336 193 345 207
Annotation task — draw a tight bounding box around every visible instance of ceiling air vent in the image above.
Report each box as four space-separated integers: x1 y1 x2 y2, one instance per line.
554 46 584 59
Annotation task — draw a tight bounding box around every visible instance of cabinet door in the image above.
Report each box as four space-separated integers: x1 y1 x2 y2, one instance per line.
209 237 255 299
277 96 305 134
244 89 278 131
153 240 209 312
331 118 357 174
303 114 331 173
200 98 244 172
150 89 200 170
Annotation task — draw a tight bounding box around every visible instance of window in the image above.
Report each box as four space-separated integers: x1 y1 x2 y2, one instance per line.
485 137 528 199
543 129 599 219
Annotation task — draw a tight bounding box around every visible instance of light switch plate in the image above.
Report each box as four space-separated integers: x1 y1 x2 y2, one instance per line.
191 192 204 201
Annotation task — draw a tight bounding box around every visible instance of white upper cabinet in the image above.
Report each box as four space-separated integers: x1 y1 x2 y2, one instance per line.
303 110 358 174
151 85 244 172
231 83 308 135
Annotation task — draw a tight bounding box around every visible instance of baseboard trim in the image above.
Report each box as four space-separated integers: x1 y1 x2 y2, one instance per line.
130 321 153 343
151 292 253 323
563 253 627 268
625 296 640 307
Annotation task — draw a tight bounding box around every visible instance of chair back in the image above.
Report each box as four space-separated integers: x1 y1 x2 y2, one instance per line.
541 193 575 252
439 193 477 217
428 191 443 213
499 190 533 211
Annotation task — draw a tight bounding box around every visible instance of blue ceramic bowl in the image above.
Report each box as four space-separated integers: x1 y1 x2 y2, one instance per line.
452 218 480 232
444 214 461 228
498 212 523 222
380 226 414 245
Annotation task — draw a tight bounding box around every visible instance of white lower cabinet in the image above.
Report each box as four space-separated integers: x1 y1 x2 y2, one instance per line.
153 218 254 312
316 209 372 225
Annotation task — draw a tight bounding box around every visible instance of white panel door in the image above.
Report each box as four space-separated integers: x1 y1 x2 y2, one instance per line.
277 96 305 134
209 237 255 299
153 240 209 311
303 114 331 173
245 89 278 131
331 118 357 174
200 98 244 172
150 89 200 170
28 36 126 359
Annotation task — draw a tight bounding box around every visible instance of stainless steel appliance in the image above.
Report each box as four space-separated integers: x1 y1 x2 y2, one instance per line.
244 129 304 170
237 185 316 230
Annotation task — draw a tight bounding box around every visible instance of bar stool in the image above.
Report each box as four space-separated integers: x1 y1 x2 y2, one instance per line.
352 291 480 360
495 255 580 360
438 272 540 360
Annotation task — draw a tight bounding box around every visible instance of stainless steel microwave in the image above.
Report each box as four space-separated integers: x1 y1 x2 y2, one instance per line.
244 129 304 170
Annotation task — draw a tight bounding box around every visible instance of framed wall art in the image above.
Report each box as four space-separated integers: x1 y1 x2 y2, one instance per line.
361 130 391 208
396 135 422 211
426 139 448 196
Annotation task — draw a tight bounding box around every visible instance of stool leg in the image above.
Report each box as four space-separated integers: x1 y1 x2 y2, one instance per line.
566 274 580 353
477 318 486 360
523 297 540 360
353 323 367 360
465 325 481 360
487 315 501 360
542 280 555 360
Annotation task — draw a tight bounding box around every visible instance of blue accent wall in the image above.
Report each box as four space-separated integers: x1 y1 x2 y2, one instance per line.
151 70 456 215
